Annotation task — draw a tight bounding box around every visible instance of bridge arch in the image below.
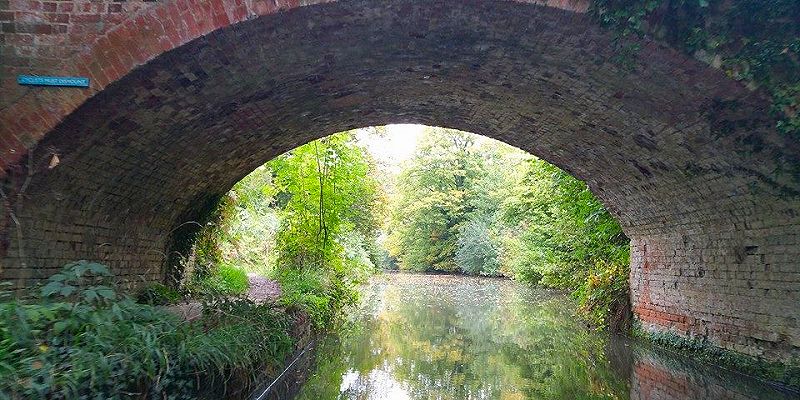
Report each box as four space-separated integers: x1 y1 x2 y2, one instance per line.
0 0 797 362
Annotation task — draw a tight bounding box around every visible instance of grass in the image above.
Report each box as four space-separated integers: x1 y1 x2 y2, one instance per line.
188 262 250 296
271 266 360 331
136 282 183 305
0 262 294 399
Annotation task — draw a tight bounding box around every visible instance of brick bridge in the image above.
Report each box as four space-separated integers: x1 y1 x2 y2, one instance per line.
1 0 798 363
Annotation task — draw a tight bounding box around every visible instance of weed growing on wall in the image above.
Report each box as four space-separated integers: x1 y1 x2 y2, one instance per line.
633 326 800 388
590 0 800 139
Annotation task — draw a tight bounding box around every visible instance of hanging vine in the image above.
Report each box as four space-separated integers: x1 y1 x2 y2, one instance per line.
590 0 800 137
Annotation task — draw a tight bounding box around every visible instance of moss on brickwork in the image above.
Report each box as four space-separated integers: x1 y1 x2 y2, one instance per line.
633 326 800 388
590 0 800 139
590 0 800 191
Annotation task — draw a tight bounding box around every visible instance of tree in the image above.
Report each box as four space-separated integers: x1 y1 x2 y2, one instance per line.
455 216 500 276
269 133 382 273
500 158 628 288
387 128 488 272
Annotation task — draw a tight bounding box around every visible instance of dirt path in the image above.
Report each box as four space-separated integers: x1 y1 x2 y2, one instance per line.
246 273 282 304
165 274 282 321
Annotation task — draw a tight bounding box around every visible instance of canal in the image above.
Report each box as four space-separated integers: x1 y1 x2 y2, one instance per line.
287 273 796 399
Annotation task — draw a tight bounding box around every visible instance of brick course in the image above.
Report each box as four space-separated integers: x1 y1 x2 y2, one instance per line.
630 350 791 399
0 0 797 363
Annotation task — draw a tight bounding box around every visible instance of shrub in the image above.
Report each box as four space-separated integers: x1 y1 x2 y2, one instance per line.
272 266 359 330
187 262 249 296
0 262 293 399
136 283 183 305
340 231 378 284
574 259 630 330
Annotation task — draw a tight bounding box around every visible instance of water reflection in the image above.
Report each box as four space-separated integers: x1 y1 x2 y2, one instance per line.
293 274 797 400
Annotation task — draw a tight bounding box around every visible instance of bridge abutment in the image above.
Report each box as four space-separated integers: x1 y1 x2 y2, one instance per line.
1 0 797 365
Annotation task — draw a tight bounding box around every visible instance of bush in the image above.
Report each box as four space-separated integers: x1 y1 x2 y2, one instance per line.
272 266 359 330
136 283 182 305
340 231 378 283
0 262 293 399
188 262 249 296
573 259 630 330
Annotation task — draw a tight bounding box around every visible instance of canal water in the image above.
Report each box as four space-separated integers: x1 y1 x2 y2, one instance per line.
291 273 797 399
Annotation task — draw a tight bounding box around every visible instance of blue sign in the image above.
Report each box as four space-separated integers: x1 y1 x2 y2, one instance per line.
17 75 90 88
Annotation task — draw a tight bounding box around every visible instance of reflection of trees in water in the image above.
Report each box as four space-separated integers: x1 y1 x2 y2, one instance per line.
486 289 630 399
297 276 630 399
296 276 799 400
381 288 477 399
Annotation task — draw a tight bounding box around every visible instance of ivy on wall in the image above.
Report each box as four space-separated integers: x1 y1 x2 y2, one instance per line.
590 0 800 137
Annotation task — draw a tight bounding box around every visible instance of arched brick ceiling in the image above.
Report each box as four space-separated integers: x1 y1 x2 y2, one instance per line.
13 0 795 233
2 0 799 364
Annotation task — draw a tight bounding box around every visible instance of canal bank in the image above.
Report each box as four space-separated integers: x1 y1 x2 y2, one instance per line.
163 274 319 400
242 311 316 400
0 262 313 399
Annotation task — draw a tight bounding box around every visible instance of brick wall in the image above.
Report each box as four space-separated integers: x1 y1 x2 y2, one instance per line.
631 215 800 362
630 350 790 399
0 0 797 363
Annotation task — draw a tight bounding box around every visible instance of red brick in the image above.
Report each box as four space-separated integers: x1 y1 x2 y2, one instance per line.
0 0 796 368
46 13 68 23
56 2 73 13
72 14 100 23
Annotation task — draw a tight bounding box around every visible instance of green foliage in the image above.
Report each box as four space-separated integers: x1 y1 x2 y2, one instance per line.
636 328 800 387
191 195 238 281
500 158 629 286
590 0 800 137
216 166 281 276
573 260 631 329
259 132 382 329
38 260 116 303
136 283 182 306
0 262 293 399
268 133 382 272
500 157 630 328
188 132 383 331
387 129 492 273
773 82 800 135
455 217 501 276
590 0 664 38
339 231 378 278
187 262 249 296
271 267 359 330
